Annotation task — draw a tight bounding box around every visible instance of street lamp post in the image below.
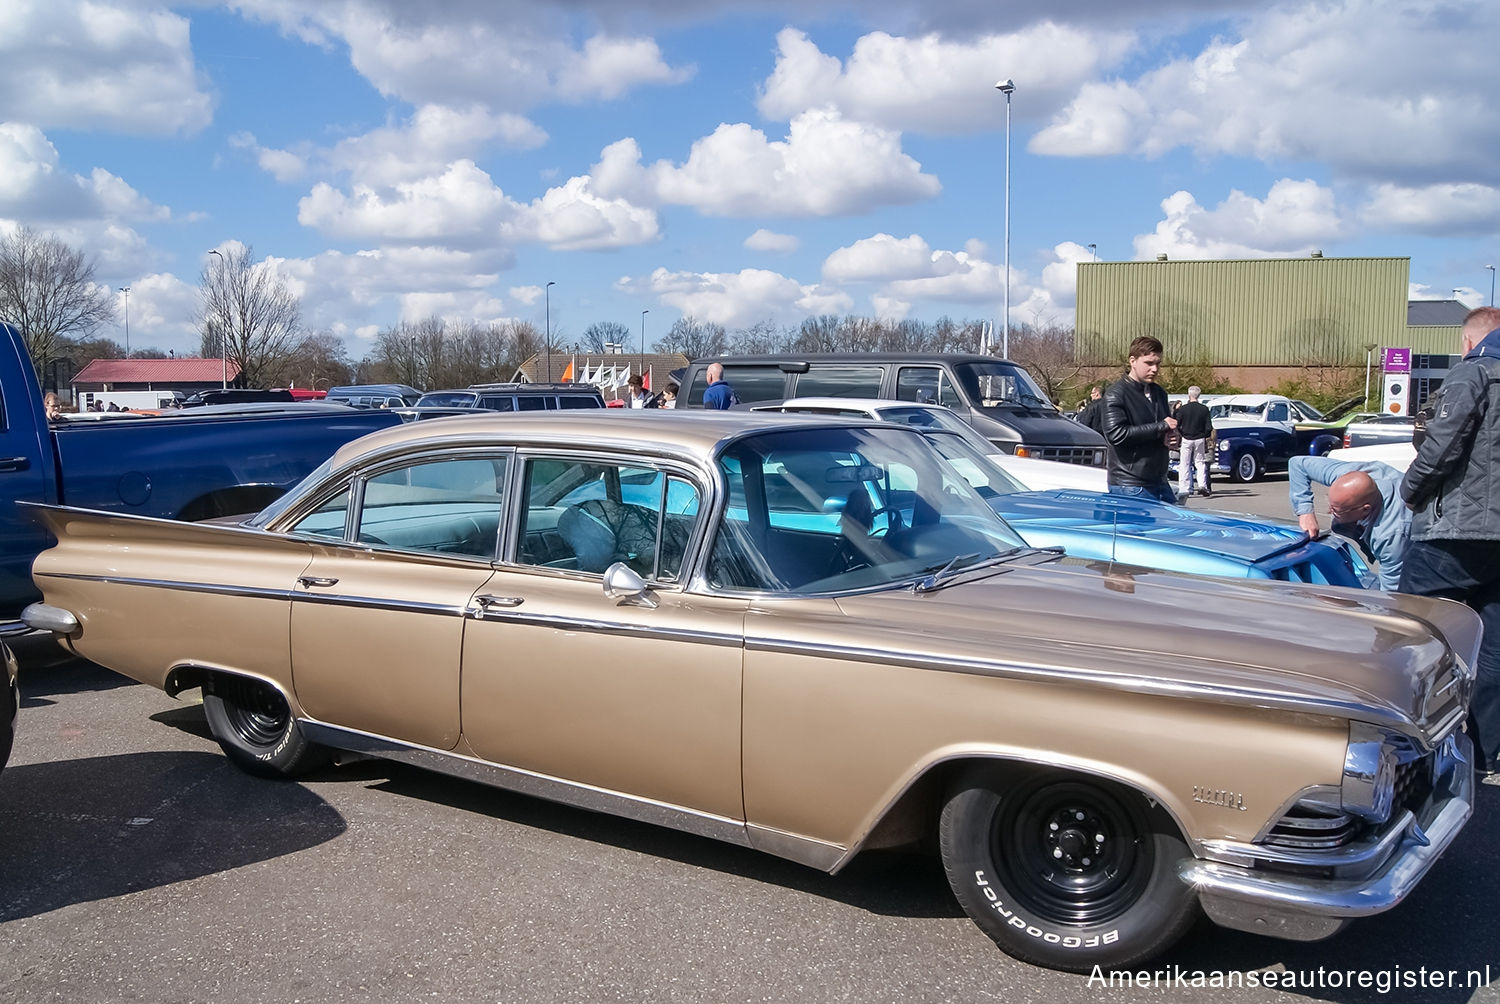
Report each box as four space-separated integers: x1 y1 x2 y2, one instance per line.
544 281 556 382
118 286 130 356
640 309 649 380
1363 342 1379 410
1486 264 1496 306
1087 243 1097 261
207 249 226 388
994 78 1015 359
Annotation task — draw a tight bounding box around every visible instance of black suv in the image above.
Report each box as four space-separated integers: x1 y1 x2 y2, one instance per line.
415 383 605 412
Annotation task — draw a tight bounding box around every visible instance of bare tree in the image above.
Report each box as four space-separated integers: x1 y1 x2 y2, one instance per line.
1005 320 1081 404
655 315 727 360
0 227 115 371
199 245 303 388
727 318 789 355
285 331 354 390
580 320 631 353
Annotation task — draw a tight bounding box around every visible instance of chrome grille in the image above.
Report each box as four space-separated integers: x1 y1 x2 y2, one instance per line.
1264 806 1361 850
1393 755 1434 814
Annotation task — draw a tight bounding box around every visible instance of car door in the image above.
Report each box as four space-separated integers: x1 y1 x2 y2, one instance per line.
459 452 747 821
288 451 511 750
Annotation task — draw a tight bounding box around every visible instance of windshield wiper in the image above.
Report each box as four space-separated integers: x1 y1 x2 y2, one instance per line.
912 546 1065 593
913 552 981 592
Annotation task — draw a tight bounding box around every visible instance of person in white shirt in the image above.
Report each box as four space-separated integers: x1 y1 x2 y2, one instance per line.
625 374 649 409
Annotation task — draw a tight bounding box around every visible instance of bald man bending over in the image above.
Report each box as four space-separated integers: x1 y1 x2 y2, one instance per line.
1288 455 1411 591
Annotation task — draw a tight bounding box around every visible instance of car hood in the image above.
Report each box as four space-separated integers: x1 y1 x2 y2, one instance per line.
991 490 1304 563
825 561 1479 741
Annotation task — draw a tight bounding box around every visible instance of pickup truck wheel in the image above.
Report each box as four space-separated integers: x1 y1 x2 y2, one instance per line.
202 675 329 779
939 771 1199 972
1232 451 1261 483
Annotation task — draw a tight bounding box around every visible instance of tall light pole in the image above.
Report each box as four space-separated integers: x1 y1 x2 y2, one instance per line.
1363 341 1378 409
995 78 1015 360
1087 243 1098 261
640 308 649 375
118 286 130 356
207 249 226 388
544 280 555 382
1486 264 1496 306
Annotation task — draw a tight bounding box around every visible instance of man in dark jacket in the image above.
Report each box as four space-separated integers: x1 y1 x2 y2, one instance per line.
1174 386 1215 498
1102 336 1178 503
1399 305 1500 775
1077 385 1105 433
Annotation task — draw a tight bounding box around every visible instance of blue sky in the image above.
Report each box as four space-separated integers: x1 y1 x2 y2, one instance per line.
2 0 1497 360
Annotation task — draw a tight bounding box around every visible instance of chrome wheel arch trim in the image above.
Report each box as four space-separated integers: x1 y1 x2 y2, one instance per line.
163 662 300 708
829 747 1206 873
296 719 753 850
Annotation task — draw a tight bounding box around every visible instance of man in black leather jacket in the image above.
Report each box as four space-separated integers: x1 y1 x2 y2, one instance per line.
1102 336 1179 503
1399 305 1500 774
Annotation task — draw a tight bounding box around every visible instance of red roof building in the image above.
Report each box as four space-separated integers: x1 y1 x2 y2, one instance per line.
72 358 242 393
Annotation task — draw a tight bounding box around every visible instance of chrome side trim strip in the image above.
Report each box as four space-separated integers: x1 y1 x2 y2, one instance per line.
1202 810 1413 872
39 572 293 602
0 619 35 638
746 635 1421 734
745 824 846 872
35 572 469 619
298 720 752 849
475 609 742 647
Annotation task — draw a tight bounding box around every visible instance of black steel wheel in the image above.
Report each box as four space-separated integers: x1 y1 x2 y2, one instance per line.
940 770 1199 972
202 675 328 778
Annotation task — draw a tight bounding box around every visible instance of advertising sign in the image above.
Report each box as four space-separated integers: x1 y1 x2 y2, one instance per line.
1383 347 1411 373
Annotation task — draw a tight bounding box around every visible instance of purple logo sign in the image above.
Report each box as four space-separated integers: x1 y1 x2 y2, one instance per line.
1383 347 1411 373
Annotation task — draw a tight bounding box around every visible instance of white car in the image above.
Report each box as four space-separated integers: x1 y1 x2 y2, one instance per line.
1208 394 1325 431
752 398 1108 492
1327 441 1416 471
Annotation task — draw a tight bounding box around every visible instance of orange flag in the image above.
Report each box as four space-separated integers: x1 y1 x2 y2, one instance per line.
561 356 575 382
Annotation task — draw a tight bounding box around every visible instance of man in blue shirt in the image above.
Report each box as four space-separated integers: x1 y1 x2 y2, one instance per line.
701 362 738 410
1287 455 1410 591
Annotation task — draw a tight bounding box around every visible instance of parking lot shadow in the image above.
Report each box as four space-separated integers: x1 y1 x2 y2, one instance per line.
0 751 346 922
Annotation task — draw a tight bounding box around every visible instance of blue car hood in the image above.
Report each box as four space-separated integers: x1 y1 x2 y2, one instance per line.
991 489 1306 563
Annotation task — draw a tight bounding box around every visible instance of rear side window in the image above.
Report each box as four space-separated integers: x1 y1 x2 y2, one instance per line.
792 365 885 399
479 396 516 412
713 366 787 406
517 396 548 411
354 456 509 559
558 395 602 409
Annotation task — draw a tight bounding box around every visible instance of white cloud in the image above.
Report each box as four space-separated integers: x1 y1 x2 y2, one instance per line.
1361 182 1500 235
235 104 549 187
758 25 1133 133
618 267 852 328
509 285 544 306
298 159 659 252
0 0 212 134
0 124 168 223
1032 2 1500 189
1038 241 1096 308
823 233 938 283
231 1 690 111
744 229 799 254
591 109 940 218
1132 180 1345 261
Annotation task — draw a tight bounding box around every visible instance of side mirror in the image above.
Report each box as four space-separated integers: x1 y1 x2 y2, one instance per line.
602 562 657 608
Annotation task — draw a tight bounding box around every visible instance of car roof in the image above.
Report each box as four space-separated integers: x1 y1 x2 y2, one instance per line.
754 397 947 417
1211 394 1286 406
324 409 893 471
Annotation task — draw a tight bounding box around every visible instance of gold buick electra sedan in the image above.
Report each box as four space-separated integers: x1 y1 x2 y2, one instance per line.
22 411 1478 972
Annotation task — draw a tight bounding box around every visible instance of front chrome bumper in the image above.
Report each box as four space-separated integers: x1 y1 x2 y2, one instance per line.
1178 732 1474 941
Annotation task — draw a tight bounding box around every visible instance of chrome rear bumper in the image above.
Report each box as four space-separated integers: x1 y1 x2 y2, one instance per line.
1179 732 1473 941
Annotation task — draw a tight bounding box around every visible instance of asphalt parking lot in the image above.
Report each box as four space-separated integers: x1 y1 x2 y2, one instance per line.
4 476 1495 1004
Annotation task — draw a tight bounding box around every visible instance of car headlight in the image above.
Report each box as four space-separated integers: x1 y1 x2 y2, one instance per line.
1217 441 1230 452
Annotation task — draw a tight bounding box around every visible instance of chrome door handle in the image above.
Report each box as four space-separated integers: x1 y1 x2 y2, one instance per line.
0 456 31 472
473 594 523 618
297 575 339 588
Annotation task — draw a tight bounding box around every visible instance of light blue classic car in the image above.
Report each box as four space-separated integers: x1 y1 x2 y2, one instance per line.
923 431 1372 588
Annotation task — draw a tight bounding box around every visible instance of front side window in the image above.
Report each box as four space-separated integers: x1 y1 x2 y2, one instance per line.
896 367 961 408
290 486 351 539
353 456 508 558
517 457 701 581
1267 403 1289 422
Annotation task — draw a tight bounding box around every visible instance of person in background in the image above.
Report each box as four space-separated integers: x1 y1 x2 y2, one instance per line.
1287 455 1409 591
43 392 63 422
702 363 738 410
1101 336 1178 504
1398 305 1500 778
1174 386 1214 498
1077 385 1105 433
659 382 678 409
625 373 649 409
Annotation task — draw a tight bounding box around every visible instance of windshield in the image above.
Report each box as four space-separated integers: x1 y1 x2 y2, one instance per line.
1211 403 1263 417
921 432 1029 497
955 362 1056 411
1318 398 1362 423
706 426 1026 595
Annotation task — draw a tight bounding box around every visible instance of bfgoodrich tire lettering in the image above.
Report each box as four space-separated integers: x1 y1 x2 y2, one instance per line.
939 769 1199 972
202 675 329 778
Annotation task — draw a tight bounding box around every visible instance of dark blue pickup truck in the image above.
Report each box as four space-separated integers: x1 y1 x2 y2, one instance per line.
0 322 402 625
